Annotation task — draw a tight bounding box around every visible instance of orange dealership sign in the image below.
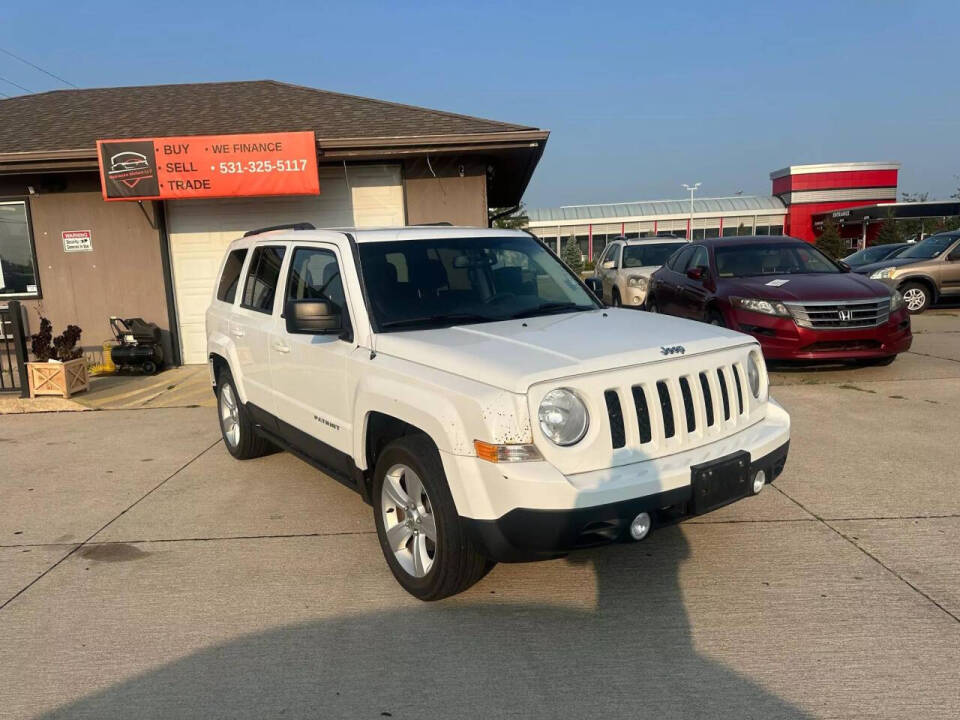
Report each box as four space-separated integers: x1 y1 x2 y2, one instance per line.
96 131 320 201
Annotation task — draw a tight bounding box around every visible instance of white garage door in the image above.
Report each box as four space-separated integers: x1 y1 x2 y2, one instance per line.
167 164 404 364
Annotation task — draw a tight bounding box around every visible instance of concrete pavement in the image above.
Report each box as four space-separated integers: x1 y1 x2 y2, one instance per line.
0 310 958 719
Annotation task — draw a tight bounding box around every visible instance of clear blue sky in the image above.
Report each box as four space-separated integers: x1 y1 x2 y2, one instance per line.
3 0 958 208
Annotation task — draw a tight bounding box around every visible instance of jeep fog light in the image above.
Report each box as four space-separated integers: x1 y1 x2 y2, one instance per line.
474 440 542 463
538 388 589 446
752 469 766 494
629 512 651 540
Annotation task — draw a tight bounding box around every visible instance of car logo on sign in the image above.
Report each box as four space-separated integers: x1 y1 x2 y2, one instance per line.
660 345 686 356
838 309 853 322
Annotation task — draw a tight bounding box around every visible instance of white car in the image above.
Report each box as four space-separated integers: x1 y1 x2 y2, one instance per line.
593 237 687 307
206 225 791 599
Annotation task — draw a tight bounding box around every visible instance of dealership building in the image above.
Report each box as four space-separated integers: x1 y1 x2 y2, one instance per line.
0 81 548 365
527 161 901 260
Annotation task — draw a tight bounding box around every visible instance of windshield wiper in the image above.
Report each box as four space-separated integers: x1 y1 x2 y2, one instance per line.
508 302 594 320
379 313 497 330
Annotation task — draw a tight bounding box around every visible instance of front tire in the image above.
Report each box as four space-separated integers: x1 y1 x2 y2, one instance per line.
373 435 492 600
706 308 726 327
900 282 931 314
217 369 270 460
645 296 659 313
610 289 622 307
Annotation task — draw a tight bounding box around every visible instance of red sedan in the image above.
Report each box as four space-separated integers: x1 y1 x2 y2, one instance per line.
646 236 912 364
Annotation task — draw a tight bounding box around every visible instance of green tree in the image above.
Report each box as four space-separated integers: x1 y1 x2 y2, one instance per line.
561 235 584 272
490 203 529 230
816 217 847 259
874 210 901 245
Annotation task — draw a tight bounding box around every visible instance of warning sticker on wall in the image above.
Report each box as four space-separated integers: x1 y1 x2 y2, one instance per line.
62 230 93 253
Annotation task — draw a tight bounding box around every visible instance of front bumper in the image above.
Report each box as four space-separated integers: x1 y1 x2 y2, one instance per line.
441 399 791 562
728 307 912 361
463 442 789 562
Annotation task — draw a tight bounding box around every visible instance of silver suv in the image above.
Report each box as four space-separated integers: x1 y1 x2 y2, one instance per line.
594 237 687 307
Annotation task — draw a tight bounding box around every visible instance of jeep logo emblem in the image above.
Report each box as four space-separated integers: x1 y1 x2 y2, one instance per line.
660 345 686 356
838 308 853 322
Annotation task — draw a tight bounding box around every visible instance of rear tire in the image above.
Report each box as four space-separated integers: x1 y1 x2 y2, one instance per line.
217 369 270 460
900 282 931 314
373 434 492 600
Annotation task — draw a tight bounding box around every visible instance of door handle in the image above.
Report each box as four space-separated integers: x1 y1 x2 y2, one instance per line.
230 327 245 338
272 341 290 354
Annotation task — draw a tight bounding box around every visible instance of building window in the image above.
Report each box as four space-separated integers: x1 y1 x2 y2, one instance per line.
0 201 39 297
770 225 784 235
705 227 720 238
755 225 770 236
722 227 738 237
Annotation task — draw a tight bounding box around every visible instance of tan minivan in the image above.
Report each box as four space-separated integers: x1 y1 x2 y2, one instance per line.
859 231 960 313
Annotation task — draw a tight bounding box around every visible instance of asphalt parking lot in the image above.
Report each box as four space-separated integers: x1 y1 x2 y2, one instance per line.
1 310 959 719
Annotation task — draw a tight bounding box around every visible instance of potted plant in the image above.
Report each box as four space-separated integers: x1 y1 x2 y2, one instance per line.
26 317 89 398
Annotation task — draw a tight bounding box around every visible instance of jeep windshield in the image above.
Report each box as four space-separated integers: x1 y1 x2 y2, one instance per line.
715 241 840 277
358 236 599 331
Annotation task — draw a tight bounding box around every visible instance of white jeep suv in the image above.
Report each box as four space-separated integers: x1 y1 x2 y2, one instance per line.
206 225 790 600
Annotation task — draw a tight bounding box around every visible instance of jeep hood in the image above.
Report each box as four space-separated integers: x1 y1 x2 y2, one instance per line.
373 309 754 393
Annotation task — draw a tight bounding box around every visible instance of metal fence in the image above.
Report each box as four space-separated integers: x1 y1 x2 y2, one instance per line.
0 301 29 396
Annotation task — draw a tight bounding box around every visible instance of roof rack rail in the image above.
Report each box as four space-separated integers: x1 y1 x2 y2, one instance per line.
243 222 316 238
414 221 453 226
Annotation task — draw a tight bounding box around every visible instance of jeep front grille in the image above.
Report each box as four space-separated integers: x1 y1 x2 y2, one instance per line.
605 362 750 451
786 298 890 330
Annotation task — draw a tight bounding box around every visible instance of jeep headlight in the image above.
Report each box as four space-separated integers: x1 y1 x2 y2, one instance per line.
871 267 896 280
627 275 648 290
747 349 764 398
890 289 905 312
730 297 791 317
538 388 589 446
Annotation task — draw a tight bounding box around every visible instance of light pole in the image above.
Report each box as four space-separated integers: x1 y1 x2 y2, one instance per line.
682 182 700 241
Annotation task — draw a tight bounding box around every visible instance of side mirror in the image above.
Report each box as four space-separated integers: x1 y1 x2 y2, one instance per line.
601 260 616 270
285 299 342 334
584 277 603 298
836 260 852 273
686 266 706 281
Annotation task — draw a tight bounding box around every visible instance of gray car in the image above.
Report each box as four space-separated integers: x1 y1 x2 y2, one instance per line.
593 237 687 307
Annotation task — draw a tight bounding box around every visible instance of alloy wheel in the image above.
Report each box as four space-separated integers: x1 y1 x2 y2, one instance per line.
380 463 438 578
219 383 240 448
902 287 927 312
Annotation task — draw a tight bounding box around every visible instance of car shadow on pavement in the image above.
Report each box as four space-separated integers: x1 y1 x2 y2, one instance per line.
41 527 811 720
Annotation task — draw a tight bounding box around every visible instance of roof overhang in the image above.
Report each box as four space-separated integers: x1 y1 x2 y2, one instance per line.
820 200 960 225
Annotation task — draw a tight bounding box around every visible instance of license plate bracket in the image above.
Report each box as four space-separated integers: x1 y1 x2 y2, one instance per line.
690 451 751 515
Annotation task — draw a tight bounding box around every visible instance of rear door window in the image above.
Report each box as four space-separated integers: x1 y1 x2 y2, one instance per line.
241 245 286 314
216 249 248 304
